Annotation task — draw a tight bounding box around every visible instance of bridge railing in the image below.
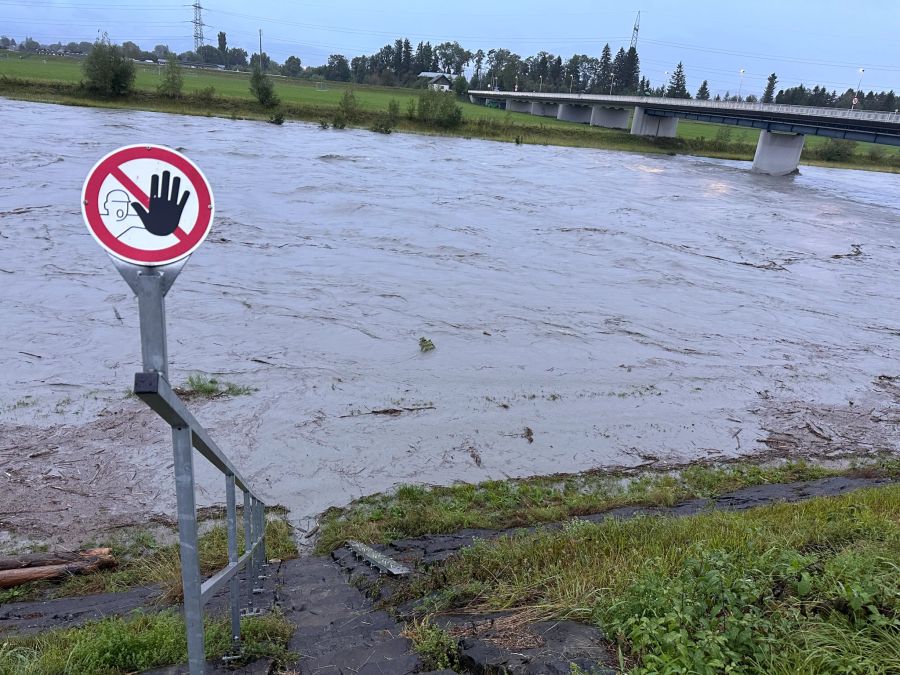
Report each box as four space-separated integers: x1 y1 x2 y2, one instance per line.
469 90 900 124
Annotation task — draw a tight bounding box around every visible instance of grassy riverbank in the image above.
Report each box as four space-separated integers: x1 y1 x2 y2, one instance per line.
2 54 897 172
410 485 900 674
316 457 900 552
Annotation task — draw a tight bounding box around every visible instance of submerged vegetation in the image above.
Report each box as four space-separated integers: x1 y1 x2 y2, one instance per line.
176 373 255 399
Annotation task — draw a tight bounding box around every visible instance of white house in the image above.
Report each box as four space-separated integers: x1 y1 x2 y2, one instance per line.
418 72 453 91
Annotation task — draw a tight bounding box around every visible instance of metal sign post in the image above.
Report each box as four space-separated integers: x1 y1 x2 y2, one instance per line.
115 259 205 671
82 145 267 675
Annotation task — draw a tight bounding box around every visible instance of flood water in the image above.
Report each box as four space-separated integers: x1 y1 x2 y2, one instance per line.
1 99 899 541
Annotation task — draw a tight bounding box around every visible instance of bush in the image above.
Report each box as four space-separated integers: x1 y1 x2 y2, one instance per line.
82 35 134 97
415 89 463 129
156 59 183 98
250 65 279 107
866 145 886 162
452 74 468 97
387 99 400 126
370 116 393 134
193 86 215 103
338 89 360 123
268 110 284 125
331 113 346 129
816 138 856 162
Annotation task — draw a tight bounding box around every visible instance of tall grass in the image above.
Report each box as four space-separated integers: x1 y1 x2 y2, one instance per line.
411 486 900 674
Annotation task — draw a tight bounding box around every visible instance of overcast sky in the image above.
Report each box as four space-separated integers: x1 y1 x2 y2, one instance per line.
3 0 898 97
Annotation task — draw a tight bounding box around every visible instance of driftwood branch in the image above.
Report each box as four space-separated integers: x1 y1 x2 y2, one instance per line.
0 548 115 588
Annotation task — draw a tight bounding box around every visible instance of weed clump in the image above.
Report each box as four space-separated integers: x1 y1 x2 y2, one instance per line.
402 618 459 671
177 373 255 399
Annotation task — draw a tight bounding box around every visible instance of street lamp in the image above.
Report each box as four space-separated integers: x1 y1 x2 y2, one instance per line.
609 77 615 95
539 75 543 92
738 69 745 101
852 68 865 109
663 71 669 97
569 74 573 93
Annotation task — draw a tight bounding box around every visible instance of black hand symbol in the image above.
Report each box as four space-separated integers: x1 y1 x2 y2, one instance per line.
131 171 191 237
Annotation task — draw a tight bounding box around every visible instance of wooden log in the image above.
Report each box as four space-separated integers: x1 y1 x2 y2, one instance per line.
0 554 115 588
0 548 111 571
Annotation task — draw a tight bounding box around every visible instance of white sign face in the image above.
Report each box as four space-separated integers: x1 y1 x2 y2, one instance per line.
81 145 215 266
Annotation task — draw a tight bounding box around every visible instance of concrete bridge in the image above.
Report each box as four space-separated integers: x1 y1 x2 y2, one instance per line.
468 90 900 175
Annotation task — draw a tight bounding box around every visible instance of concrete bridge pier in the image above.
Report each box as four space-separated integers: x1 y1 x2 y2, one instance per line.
751 130 806 176
506 99 533 114
590 106 630 129
556 103 592 124
469 95 486 105
630 106 678 137
532 101 560 118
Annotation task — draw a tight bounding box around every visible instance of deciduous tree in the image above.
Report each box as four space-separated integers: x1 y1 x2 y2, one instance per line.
82 35 135 97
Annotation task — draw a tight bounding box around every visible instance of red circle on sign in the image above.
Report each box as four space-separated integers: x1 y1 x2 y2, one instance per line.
81 145 214 266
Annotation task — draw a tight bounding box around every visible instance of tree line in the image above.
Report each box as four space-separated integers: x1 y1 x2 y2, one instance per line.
3 32 896 112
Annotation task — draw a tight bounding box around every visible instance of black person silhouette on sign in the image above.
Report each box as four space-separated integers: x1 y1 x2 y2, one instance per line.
131 171 191 237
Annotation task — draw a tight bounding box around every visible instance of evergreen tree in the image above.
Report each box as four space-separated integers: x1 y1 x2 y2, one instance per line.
623 46 640 94
597 43 613 93
696 79 710 100
549 55 562 88
611 47 627 94
401 39 412 79
761 72 777 103
666 62 689 98
392 39 403 74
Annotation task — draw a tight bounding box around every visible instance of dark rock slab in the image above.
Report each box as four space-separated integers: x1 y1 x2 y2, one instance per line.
281 556 423 674
446 614 616 675
0 584 160 636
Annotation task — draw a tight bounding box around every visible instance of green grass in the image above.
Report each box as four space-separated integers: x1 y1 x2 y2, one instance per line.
0 608 294 674
2 54 897 171
0 516 298 605
408 485 900 674
315 457 899 552
177 373 255 399
401 618 460 671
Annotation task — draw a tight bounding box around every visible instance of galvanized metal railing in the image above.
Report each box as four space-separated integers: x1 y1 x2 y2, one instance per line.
117 260 267 675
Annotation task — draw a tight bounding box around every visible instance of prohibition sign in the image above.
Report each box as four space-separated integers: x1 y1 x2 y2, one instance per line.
81 144 214 266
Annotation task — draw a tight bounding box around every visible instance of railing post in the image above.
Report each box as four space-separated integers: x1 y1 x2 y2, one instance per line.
173 424 205 675
257 500 267 569
225 474 241 652
243 492 254 611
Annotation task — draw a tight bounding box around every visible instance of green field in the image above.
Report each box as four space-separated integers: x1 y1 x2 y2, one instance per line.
1 54 896 170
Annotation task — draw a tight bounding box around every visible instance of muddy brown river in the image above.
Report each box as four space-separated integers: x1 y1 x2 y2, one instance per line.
1 100 898 547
